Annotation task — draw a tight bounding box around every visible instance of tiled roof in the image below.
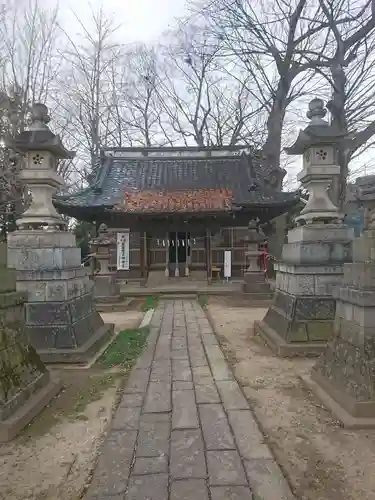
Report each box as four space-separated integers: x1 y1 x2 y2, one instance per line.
55 151 298 213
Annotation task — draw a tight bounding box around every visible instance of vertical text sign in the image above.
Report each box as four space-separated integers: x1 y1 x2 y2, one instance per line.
117 231 130 270
224 250 232 278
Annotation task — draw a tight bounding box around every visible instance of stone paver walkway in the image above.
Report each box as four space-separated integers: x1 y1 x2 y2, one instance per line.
85 300 295 500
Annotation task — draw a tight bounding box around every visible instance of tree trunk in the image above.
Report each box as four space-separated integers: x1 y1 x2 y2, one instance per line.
327 62 348 210
263 80 289 187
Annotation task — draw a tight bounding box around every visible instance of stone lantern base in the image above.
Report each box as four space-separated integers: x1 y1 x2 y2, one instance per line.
243 269 270 294
0 244 61 441
255 224 353 357
303 233 375 427
7 230 114 365
94 273 121 303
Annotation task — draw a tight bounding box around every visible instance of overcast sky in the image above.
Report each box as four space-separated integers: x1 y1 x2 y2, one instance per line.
59 0 189 43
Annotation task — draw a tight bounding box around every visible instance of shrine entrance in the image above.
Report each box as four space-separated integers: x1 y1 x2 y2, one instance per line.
168 231 190 277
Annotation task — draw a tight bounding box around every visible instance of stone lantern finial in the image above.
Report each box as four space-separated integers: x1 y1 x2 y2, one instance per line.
306 98 327 124
29 103 50 130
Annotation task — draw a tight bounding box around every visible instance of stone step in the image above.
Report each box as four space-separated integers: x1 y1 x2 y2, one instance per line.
160 294 197 300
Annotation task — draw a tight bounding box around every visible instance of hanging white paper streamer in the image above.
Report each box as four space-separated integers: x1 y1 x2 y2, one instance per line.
182 240 185 247
162 240 165 247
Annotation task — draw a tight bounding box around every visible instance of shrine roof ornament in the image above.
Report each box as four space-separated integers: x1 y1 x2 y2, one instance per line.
285 98 347 155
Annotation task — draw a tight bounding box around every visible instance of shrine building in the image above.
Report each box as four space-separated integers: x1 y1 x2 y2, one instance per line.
55 146 298 284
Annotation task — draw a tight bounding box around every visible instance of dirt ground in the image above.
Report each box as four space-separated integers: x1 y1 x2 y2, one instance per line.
207 296 375 500
0 308 143 500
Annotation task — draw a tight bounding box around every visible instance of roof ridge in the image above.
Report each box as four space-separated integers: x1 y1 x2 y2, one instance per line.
108 155 245 162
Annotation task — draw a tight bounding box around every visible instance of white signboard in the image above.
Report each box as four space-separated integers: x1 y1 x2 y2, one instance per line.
224 250 232 278
117 231 130 270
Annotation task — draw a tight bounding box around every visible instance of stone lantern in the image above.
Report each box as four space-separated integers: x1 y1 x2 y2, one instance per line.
90 223 120 303
6 103 114 364
243 219 270 294
0 242 61 441
255 99 354 356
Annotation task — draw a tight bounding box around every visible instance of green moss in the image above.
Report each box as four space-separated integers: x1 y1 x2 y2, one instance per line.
142 295 158 311
96 327 150 369
198 294 208 308
0 320 45 401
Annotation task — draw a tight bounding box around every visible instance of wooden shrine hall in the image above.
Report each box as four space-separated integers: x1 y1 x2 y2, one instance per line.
55 146 298 284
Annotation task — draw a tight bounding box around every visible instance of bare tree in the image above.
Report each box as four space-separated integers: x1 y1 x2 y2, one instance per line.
0 0 60 112
314 0 375 207
155 23 262 148
0 87 27 239
203 0 329 186
57 6 121 177
201 0 375 197
156 25 222 147
105 44 170 147
0 1 61 236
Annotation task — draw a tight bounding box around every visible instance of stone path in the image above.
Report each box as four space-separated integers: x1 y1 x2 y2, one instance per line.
85 300 295 500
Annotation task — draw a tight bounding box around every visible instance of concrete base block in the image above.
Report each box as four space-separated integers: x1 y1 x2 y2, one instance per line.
243 272 270 294
254 320 327 357
38 322 114 365
302 373 375 429
0 373 62 442
94 274 120 302
257 288 336 357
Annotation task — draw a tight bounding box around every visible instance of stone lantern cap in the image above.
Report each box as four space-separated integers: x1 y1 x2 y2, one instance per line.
285 98 347 155
90 224 115 246
245 219 265 243
11 103 75 159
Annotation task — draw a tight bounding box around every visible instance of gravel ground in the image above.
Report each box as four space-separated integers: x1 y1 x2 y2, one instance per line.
207 297 375 500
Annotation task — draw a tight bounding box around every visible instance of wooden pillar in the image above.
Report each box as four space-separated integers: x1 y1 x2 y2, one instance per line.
140 231 147 283
185 231 189 277
175 232 179 277
165 231 169 277
207 229 212 285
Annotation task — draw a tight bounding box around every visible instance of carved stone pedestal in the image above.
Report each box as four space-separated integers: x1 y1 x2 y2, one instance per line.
0 243 61 441
7 230 114 364
304 230 375 427
255 224 352 356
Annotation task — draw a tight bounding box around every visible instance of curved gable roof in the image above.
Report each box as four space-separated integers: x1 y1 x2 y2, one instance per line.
56 150 297 213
